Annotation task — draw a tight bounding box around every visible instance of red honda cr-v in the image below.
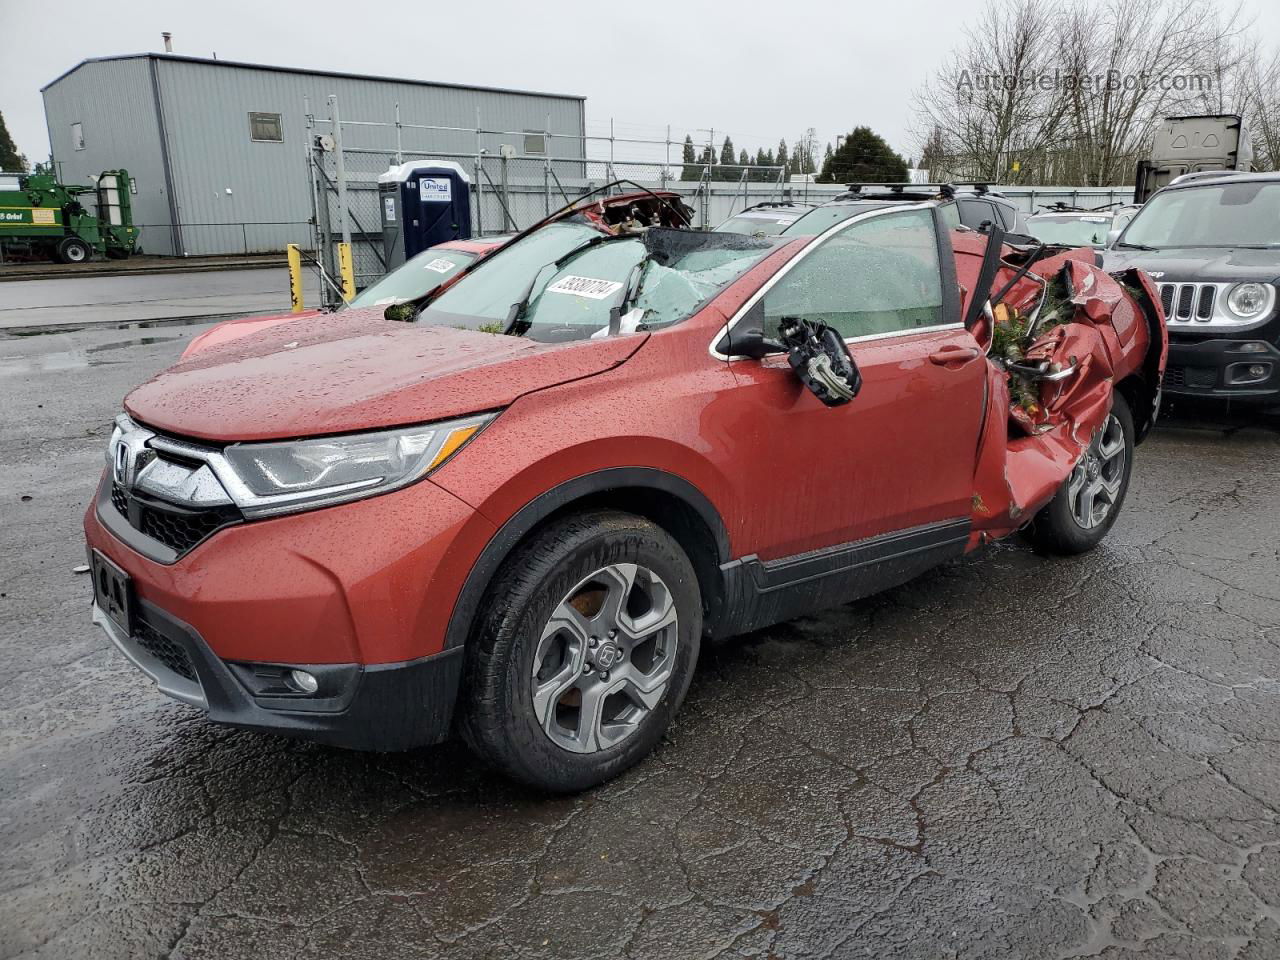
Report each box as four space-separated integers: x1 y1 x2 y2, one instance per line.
85 190 1166 791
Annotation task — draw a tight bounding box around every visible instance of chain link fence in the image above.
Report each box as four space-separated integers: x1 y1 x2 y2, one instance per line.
132 222 312 257
306 99 800 305
304 99 1139 306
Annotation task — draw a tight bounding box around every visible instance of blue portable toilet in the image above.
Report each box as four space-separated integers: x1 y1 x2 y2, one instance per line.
378 161 472 270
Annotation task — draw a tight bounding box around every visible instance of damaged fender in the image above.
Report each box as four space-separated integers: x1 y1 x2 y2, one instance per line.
968 248 1167 544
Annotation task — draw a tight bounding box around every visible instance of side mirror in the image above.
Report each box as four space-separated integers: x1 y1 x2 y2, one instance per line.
718 326 784 359
1105 228 1121 248
777 317 862 407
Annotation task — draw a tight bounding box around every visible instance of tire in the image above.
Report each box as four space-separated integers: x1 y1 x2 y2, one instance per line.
56 236 92 264
459 509 702 792
1023 392 1135 555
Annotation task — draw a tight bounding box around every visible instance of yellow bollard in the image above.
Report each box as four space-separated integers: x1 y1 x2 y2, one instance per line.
286 244 304 313
338 243 355 303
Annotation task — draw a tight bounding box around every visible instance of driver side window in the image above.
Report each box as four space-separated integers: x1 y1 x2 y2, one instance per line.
761 209 945 340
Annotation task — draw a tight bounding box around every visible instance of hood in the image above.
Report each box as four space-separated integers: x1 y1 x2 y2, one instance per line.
181 309 323 359
126 309 646 442
1103 246 1280 284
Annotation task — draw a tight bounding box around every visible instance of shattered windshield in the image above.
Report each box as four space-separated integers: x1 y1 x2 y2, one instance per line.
418 221 781 342
1028 216 1111 247
348 248 476 308
1121 181 1280 248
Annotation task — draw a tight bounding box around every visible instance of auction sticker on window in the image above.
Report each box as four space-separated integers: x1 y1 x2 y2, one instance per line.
545 275 624 300
423 258 456 273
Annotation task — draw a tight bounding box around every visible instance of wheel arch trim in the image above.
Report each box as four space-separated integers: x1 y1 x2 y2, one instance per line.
442 467 731 651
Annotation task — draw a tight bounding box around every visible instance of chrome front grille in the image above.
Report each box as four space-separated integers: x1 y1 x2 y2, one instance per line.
1159 282 1217 322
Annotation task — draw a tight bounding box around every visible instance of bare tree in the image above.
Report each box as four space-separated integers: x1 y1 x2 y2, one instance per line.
1056 0 1246 185
911 0 1067 184
911 0 1258 186
1237 46 1280 169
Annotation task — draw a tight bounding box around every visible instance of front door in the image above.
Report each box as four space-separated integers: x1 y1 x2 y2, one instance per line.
719 207 988 561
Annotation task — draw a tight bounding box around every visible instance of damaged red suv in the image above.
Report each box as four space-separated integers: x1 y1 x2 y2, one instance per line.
85 188 1166 791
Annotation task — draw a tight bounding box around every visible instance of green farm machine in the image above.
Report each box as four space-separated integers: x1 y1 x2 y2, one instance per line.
0 169 139 263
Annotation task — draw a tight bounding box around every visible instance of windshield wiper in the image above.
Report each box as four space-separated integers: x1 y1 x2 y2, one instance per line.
1115 241 1157 250
505 232 638 336
605 250 669 335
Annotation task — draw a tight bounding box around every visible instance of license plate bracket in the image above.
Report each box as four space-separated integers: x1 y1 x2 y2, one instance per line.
91 550 133 635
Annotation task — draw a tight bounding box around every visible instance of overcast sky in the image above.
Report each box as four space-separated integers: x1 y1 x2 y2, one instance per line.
4 0 1278 168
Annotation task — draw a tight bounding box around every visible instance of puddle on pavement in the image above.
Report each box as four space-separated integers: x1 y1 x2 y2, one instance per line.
1 315 224 339
0 336 180 377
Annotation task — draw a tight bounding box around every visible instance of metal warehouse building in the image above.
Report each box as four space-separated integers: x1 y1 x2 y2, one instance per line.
41 53 586 256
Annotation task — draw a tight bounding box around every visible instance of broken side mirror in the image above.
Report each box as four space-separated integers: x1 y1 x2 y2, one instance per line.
776 317 862 407
1105 228 1121 248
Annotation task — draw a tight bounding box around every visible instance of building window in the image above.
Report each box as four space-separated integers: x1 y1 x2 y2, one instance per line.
71 122 85 151
522 131 547 155
248 112 283 143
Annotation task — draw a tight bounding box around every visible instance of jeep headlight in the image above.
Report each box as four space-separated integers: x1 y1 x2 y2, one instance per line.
218 413 495 517
1227 282 1270 319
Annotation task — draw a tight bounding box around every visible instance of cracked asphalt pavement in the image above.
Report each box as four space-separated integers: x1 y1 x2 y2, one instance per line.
3 321 1280 959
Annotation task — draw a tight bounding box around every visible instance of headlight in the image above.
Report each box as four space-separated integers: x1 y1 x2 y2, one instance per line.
1227 283 1270 318
218 413 495 517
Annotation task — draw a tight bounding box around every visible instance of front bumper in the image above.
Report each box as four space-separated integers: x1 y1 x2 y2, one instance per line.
90 594 464 750
1164 336 1280 402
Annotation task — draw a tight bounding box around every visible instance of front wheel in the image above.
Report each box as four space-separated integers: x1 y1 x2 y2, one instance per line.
56 236 92 264
460 510 702 792
1022 392 1135 555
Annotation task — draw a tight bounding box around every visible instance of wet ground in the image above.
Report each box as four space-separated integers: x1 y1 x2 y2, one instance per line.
0 268 316 332
2 323 1280 959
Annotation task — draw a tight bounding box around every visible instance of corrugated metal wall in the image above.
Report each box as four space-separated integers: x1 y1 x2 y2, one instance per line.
40 59 176 254
154 57 584 256
41 55 585 257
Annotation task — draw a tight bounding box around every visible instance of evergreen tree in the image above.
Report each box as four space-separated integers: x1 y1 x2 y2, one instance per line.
680 134 698 182
719 136 736 167
694 145 715 180
817 127 908 184
0 112 28 172
738 148 750 167
823 143 834 170
776 140 789 177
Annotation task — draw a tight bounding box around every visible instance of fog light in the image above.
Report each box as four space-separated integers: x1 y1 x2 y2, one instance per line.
289 669 319 694
1248 364 1267 379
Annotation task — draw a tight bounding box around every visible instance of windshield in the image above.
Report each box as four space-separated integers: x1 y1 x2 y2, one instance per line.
419 221 781 342
348 247 476 308
1121 181 1280 248
716 211 799 237
781 205 862 237
1028 216 1111 247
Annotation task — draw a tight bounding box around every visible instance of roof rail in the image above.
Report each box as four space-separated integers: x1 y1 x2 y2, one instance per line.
1168 169 1249 187
843 182 957 200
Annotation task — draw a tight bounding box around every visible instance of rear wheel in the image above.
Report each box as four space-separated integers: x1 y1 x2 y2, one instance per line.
460 510 701 792
1023 392 1135 554
56 236 92 264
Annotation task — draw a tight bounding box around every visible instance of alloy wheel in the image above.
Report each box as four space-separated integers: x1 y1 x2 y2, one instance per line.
530 563 679 754
1068 412 1126 529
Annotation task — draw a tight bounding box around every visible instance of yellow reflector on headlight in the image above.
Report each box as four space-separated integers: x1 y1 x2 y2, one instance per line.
428 425 481 471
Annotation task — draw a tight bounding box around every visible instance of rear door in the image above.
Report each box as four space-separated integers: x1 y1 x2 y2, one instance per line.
718 207 988 561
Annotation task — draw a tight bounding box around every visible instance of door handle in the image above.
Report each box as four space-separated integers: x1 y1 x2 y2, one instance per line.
928 344 981 365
